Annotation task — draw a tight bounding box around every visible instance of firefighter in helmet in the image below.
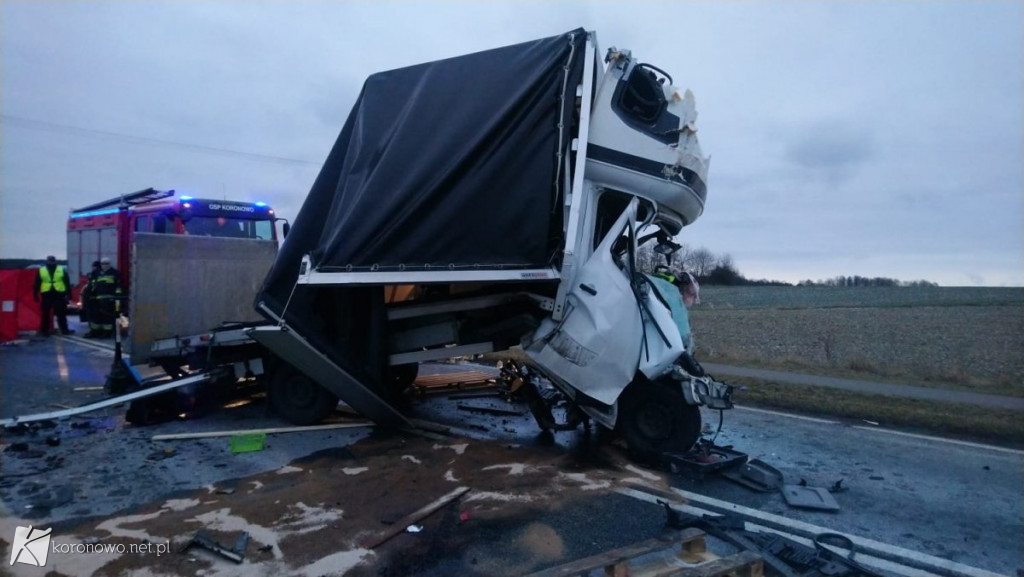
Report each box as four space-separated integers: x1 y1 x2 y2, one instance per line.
86 257 121 338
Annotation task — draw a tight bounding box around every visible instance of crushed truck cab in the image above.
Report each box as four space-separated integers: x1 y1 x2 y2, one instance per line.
253 28 732 455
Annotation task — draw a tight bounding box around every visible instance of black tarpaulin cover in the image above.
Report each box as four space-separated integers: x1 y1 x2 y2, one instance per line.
255 29 586 379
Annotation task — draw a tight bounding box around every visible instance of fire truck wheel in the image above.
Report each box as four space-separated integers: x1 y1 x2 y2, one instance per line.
617 380 701 463
269 365 339 426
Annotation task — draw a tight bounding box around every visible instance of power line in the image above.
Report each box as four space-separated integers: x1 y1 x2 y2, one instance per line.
0 114 322 167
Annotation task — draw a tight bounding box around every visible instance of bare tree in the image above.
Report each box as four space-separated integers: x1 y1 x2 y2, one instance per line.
668 242 692 275
688 246 716 278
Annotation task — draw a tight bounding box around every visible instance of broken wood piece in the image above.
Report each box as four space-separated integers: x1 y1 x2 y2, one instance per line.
360 486 470 549
73 386 105 392
413 371 493 387
151 421 373 442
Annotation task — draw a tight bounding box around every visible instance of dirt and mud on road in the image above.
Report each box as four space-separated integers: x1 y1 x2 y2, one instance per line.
4 427 665 576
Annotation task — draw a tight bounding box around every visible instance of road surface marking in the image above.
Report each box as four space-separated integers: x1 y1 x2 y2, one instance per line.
734 405 838 424
55 340 69 383
736 405 1021 455
851 426 1024 455
57 334 115 355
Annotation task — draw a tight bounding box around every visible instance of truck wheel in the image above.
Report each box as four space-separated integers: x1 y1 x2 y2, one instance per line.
269 366 339 426
617 381 701 462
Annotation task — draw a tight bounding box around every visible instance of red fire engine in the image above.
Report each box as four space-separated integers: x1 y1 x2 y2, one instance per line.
66 188 280 308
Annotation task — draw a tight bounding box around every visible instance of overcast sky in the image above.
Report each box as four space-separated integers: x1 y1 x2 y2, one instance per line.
2 1 1021 286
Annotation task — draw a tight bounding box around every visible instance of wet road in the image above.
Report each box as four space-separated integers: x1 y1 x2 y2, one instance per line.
1 336 1021 576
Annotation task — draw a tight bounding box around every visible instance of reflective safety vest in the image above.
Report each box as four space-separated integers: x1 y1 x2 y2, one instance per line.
39 266 68 293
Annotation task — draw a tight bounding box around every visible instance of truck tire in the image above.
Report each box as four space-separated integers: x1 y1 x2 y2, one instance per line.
269 365 339 426
617 380 701 462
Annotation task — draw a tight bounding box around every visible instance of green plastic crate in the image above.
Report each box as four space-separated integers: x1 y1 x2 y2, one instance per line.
230 433 266 454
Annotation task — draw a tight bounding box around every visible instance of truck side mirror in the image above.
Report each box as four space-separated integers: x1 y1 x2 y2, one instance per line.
282 222 290 238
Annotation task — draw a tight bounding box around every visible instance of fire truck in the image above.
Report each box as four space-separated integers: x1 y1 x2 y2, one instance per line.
66 188 280 309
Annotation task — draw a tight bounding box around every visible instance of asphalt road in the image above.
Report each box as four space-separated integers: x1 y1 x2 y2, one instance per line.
1 335 1021 576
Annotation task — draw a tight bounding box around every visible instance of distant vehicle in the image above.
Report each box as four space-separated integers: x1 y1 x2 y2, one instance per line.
66 188 279 310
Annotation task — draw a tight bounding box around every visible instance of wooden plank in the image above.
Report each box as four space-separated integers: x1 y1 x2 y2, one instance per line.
524 530 706 577
359 486 470 549
413 371 494 388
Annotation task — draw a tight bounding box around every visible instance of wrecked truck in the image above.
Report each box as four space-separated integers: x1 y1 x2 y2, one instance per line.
250 28 733 456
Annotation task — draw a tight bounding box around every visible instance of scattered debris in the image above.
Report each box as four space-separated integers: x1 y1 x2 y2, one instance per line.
65 416 117 437
661 440 747 478
73 386 106 392
829 479 848 493
179 530 248 564
456 403 526 417
145 448 177 462
781 484 841 512
720 459 783 493
360 486 470 549
405 524 423 533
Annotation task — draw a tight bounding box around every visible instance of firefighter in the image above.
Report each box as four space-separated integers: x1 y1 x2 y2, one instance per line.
79 260 101 325
87 257 121 338
33 255 74 336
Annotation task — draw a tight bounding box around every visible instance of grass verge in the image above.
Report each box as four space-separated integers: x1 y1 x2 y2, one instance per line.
729 377 1024 449
698 350 1024 399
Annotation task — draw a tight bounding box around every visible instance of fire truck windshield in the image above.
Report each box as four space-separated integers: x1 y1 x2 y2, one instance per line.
183 216 274 240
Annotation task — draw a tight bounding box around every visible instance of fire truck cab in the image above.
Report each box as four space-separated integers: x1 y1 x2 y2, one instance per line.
66 188 279 310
